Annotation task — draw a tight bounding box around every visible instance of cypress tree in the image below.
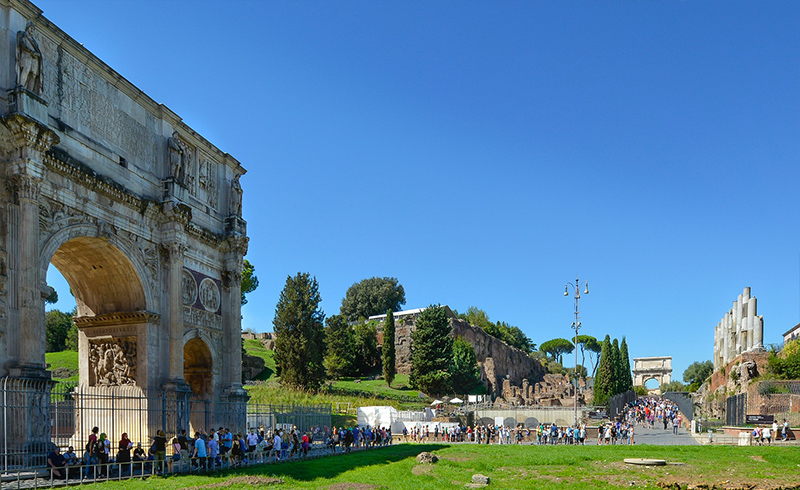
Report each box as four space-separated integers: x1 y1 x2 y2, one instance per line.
619 337 633 392
410 305 453 394
611 338 622 395
452 336 480 393
273 272 326 391
593 335 613 405
382 309 396 387
323 315 356 379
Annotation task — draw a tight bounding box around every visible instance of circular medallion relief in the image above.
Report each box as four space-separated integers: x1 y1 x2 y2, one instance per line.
199 277 220 312
182 270 197 306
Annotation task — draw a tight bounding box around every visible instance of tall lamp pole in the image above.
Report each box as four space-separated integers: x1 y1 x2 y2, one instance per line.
564 275 588 428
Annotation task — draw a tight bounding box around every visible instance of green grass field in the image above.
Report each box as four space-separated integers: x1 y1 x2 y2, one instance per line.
94 443 800 490
45 350 79 384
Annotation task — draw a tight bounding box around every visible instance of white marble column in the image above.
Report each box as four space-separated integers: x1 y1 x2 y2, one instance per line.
163 242 186 381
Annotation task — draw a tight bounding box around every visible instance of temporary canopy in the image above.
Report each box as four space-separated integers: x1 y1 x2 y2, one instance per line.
450 397 464 404
431 399 444 405
357 406 399 431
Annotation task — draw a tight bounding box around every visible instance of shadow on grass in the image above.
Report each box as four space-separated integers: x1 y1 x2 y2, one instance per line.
197 444 449 483
255 366 274 381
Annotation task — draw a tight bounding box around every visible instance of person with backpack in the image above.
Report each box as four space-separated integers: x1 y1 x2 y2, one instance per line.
94 433 108 477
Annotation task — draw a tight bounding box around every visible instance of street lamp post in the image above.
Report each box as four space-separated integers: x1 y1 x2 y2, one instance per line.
564 275 588 428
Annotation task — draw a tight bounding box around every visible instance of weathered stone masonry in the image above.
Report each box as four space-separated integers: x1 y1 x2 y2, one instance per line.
372 307 545 397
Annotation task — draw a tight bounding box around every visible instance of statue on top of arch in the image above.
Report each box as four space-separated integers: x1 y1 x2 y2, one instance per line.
16 21 43 96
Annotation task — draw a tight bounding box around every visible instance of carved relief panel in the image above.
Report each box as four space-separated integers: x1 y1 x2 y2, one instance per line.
182 268 222 330
88 337 137 386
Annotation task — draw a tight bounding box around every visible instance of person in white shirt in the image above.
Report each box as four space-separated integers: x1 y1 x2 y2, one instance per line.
269 432 282 463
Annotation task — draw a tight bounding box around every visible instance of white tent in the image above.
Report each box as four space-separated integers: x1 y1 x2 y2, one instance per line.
450 397 463 404
357 406 399 431
431 399 444 405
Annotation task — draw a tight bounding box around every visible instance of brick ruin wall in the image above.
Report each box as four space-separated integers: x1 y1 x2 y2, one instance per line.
386 316 545 397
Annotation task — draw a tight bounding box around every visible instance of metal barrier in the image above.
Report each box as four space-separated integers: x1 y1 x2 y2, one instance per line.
607 390 636 420
0 378 331 477
663 392 694 422
726 392 747 426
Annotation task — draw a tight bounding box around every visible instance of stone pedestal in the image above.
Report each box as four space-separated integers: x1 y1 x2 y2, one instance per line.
223 386 249 431
7 88 48 124
162 379 193 435
0 378 56 467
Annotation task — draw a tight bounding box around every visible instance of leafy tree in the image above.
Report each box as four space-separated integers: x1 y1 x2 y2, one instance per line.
45 310 74 353
241 259 259 305
273 272 326 391
45 289 58 304
66 324 78 351
683 360 713 391
340 277 405 322
539 338 574 364
593 335 613 405
323 315 356 379
382 309 396 387
767 340 800 380
353 321 380 375
575 335 598 379
455 307 534 353
660 380 686 393
452 336 480 393
410 305 453 394
619 337 633 392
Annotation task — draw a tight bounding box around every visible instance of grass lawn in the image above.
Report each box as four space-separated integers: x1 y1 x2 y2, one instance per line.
94 443 800 490
243 339 277 382
45 350 79 384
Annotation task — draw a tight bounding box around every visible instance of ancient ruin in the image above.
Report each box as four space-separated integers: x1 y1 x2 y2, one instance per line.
714 287 764 370
632 356 672 388
0 0 247 448
371 307 545 397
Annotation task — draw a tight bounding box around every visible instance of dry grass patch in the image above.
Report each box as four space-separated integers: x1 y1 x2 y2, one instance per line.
182 476 284 488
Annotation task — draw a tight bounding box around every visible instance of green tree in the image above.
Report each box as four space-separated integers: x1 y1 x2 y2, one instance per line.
410 305 453 394
767 340 800 380
660 380 686 393
323 315 356 379
619 337 633 392
611 338 623 395
45 289 58 304
539 338 574 364
593 335 613 405
455 307 533 353
353 321 380 375
683 360 713 391
45 310 74 353
273 272 326 390
382 309 396 387
575 335 598 379
452 336 480 393
66 324 78 351
340 277 406 322
241 259 259 305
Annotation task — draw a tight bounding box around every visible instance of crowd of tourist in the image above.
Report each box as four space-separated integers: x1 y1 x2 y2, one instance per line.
400 423 589 445
46 424 332 480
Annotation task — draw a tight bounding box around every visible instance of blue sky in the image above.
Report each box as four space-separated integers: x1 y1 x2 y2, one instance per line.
40 1 800 383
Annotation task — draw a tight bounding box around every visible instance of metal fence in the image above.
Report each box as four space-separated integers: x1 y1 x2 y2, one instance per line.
607 390 636 420
726 392 747 426
663 392 694 422
0 378 331 475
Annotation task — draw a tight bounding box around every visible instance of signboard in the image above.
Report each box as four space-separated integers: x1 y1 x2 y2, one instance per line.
588 411 608 420
746 414 775 424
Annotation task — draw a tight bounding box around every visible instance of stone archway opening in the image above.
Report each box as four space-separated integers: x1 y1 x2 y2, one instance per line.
47 236 150 389
184 338 213 399
50 237 146 317
644 378 660 391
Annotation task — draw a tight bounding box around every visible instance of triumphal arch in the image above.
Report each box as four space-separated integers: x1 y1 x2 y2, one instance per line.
0 0 248 449
632 356 672 390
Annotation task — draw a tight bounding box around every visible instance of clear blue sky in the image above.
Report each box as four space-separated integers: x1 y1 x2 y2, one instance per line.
39 1 800 384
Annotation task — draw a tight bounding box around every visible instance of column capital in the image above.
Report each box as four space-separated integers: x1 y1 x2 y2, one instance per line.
222 269 242 291
224 235 249 256
10 173 42 202
1 113 59 156
159 242 187 263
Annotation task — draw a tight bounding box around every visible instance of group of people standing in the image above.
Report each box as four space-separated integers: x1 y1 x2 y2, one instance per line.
325 426 393 453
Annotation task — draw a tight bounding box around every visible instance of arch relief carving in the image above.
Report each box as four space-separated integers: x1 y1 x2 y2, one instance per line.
199 278 220 312
89 337 137 386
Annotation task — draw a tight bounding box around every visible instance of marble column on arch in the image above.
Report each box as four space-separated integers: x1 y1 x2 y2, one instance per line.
2 113 59 379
